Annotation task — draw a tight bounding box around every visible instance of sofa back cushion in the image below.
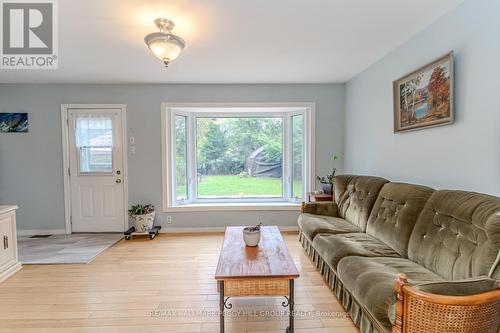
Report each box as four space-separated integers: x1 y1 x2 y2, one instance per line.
408 190 500 280
366 183 434 257
334 175 389 231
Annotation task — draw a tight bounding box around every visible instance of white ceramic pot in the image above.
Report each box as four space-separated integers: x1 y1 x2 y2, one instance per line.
243 228 261 247
132 211 155 232
321 183 333 195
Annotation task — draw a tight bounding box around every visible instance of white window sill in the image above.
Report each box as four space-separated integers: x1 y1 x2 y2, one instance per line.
163 202 301 212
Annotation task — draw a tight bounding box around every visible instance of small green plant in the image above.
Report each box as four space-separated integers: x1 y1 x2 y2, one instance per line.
316 154 339 184
316 173 335 184
128 204 155 216
244 222 262 232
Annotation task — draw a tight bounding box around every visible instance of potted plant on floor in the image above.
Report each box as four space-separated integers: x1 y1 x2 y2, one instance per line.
316 155 339 195
128 204 155 232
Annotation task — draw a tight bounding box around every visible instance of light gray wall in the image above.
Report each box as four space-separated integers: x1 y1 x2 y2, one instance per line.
0 84 345 231
344 0 500 196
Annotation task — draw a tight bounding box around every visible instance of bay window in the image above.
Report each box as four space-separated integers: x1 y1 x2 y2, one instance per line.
162 104 314 210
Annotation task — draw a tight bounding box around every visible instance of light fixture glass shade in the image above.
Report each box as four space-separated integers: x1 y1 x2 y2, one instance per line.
145 32 185 66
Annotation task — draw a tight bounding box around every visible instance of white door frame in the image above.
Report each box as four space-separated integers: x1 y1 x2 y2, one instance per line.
61 104 129 234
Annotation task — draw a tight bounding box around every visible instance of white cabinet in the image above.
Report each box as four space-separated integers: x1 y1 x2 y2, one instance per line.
0 206 21 283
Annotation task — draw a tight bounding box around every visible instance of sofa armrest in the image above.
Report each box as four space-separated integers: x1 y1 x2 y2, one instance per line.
301 201 339 217
392 274 500 333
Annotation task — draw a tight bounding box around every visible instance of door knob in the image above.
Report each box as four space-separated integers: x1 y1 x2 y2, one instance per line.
116 179 122 184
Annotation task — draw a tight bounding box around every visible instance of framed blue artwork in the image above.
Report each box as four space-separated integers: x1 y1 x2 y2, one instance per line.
0 113 28 133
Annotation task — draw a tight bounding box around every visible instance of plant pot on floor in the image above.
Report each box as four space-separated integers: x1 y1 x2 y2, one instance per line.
131 211 156 232
321 183 333 195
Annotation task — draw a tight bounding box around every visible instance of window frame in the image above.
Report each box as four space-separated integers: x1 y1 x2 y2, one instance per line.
290 113 305 201
172 113 189 203
161 103 315 212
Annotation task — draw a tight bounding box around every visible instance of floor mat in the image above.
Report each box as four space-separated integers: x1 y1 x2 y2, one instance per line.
18 233 123 264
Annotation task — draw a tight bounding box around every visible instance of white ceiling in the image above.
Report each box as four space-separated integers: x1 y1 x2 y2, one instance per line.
0 0 464 84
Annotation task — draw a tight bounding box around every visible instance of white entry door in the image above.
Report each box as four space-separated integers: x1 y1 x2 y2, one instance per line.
68 108 126 232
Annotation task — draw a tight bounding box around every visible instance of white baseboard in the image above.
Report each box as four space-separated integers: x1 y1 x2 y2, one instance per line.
277 226 300 232
17 227 299 236
159 226 299 233
17 229 67 236
0 262 22 283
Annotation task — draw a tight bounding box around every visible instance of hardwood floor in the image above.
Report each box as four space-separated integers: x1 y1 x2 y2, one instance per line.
0 233 359 333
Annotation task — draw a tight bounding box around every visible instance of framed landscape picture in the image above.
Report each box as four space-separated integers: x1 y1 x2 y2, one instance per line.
393 52 454 133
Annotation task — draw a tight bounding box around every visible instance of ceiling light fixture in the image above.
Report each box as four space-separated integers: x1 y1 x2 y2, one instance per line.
144 18 185 67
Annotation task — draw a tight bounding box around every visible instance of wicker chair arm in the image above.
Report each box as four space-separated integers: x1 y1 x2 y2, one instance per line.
392 274 500 333
301 201 339 217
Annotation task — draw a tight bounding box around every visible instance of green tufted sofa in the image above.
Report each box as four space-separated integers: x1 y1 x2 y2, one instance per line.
299 175 500 333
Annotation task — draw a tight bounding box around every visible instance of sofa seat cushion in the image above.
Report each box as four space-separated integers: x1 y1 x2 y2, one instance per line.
298 213 362 241
415 276 500 296
337 256 444 331
313 233 401 270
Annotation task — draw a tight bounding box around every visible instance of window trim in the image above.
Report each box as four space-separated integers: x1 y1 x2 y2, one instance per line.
161 103 315 212
290 113 305 201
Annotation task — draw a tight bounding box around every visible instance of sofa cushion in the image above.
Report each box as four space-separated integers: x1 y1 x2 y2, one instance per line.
337 256 444 331
301 202 339 217
415 276 500 296
408 190 500 280
334 175 389 231
366 183 434 257
313 233 400 270
298 213 362 241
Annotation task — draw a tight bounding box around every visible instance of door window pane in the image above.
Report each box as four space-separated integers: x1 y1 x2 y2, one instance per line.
195 117 283 199
175 115 188 201
292 115 303 199
75 117 113 173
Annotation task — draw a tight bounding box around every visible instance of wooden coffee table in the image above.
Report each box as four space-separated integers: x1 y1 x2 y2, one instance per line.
215 226 300 333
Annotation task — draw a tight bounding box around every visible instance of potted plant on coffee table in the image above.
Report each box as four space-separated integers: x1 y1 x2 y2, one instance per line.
316 155 339 195
128 204 155 232
243 222 263 247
